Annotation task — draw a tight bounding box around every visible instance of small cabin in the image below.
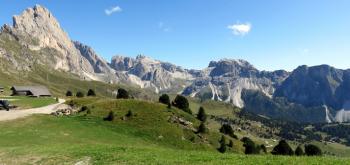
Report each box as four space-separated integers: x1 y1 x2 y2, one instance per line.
0 86 4 93
11 86 52 97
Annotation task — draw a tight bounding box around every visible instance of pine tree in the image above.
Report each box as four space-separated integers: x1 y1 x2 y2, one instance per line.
126 110 133 117
197 122 208 134
228 140 234 148
66 90 73 97
241 137 260 154
167 102 172 109
220 124 237 139
295 145 304 156
159 94 170 105
76 91 84 98
197 107 207 122
117 88 129 99
218 135 227 153
305 144 322 156
87 89 96 96
260 144 267 153
271 140 294 155
172 95 192 114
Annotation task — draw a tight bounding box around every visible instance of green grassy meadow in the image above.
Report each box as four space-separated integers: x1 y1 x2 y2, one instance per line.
0 96 57 109
0 98 347 164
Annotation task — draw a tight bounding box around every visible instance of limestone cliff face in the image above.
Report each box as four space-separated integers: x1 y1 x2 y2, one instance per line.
73 41 115 74
0 5 121 82
11 5 95 73
110 55 194 93
274 65 350 122
182 59 289 108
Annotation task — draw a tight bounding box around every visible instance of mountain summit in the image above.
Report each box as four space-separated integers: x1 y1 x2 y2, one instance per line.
12 5 93 72
0 4 116 82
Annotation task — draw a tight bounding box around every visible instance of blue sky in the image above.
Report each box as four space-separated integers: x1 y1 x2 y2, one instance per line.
1 0 350 71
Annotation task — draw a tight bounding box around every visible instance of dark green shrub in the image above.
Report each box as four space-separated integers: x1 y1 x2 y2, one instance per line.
172 95 192 114
220 124 237 139
197 122 208 134
167 102 172 109
271 140 294 155
241 137 260 154
66 90 73 97
228 140 234 148
87 89 96 96
295 145 305 156
104 111 115 121
126 110 133 117
305 144 322 156
260 144 267 153
159 94 170 105
117 88 129 99
76 91 84 98
79 106 88 112
218 135 227 153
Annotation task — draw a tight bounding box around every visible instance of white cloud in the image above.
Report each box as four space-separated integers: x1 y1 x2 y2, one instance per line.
158 22 171 32
299 48 310 55
105 6 122 15
227 23 252 36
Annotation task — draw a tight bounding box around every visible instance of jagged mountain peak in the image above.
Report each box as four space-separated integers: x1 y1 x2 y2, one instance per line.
209 58 255 68
274 64 347 109
13 4 63 38
9 4 92 73
208 58 257 77
73 41 115 75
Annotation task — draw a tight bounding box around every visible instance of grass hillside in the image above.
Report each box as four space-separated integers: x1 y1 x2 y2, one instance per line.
0 66 155 100
0 98 347 164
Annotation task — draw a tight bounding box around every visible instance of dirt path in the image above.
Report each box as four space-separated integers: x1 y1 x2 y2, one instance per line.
0 99 65 122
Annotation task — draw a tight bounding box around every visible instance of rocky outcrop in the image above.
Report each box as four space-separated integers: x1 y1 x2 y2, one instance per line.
11 5 95 73
110 56 134 71
73 41 115 74
274 65 350 122
182 59 289 108
274 65 350 109
110 55 194 93
0 5 121 82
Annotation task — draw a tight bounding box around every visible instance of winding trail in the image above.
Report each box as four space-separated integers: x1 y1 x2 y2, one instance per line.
0 99 65 122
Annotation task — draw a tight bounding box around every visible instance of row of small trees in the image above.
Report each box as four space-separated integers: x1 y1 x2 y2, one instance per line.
66 88 131 99
218 135 323 156
271 140 322 156
159 94 192 114
66 89 96 97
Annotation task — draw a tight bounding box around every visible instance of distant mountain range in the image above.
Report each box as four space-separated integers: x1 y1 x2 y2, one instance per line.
1 5 350 123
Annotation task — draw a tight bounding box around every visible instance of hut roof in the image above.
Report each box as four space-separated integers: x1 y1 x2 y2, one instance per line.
11 86 51 97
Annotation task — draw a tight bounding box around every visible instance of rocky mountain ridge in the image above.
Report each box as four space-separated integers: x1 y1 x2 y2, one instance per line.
1 5 350 123
274 65 350 122
182 59 289 108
